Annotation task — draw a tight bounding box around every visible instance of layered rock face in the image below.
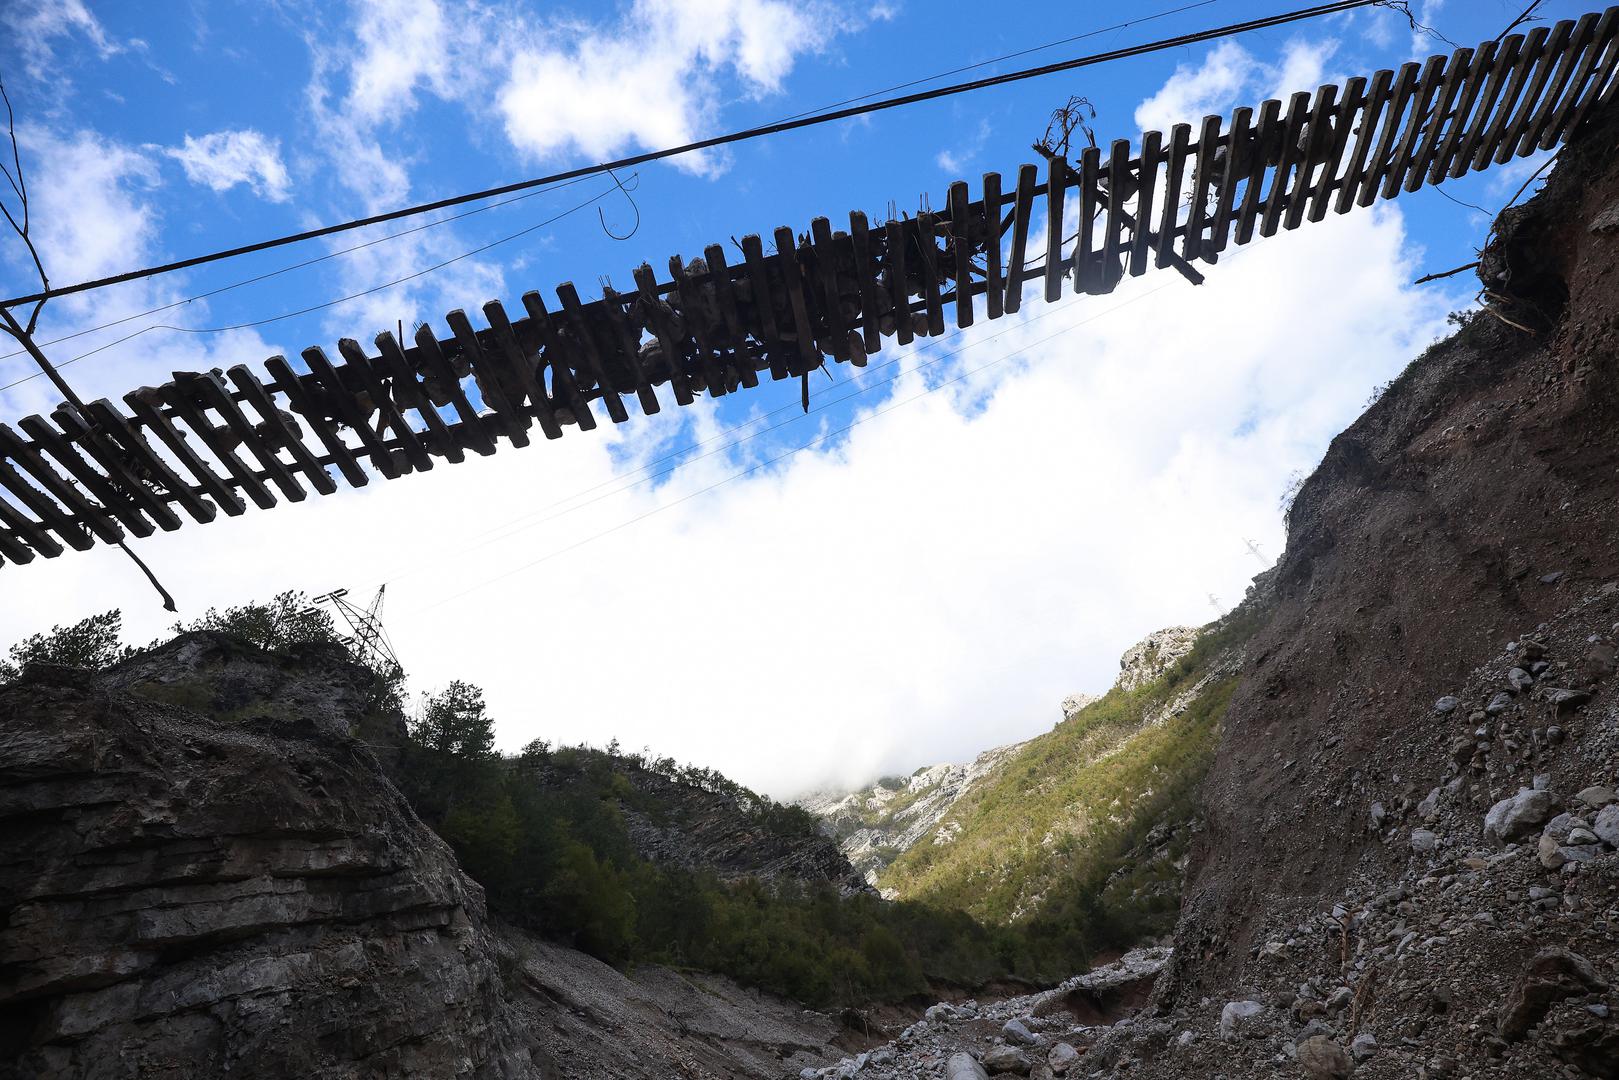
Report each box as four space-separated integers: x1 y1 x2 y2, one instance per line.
0 634 535 1079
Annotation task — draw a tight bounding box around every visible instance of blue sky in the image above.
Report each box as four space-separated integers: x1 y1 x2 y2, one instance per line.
0 0 1588 794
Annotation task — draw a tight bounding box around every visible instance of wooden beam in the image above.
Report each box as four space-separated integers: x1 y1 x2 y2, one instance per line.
228 364 339 494
483 300 564 440
1003 164 1038 313
265 353 370 485
122 390 245 516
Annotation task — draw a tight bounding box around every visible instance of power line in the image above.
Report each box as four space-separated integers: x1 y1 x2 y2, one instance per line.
0 0 1215 369
0 176 624 394
0 173 601 367
0 0 1384 310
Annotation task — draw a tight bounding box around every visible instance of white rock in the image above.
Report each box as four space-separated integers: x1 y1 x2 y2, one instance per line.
1435 696 1460 713
925 1003 960 1024
1578 786 1618 809
1219 1000 1265 1041
1411 829 1438 853
1350 1032 1379 1061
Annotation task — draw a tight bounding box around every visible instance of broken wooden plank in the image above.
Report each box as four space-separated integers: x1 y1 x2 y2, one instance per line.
0 496 47 561
122 388 245 517
336 337 434 469
1003 164 1038 314
1428 42 1498 183
1559 14 1619 139
483 300 564 440
668 255 728 396
0 422 122 544
17 414 156 537
0 453 87 552
447 308 535 443
1336 69 1396 212
519 291 596 432
739 236 788 382
376 329 462 461
557 283 632 420
1405 48 1473 193
302 345 402 475
159 377 276 510
59 404 186 531
265 353 370 486
1380 53 1450 201
1207 109 1249 252
227 364 339 494
634 263 696 403
809 217 852 358
1541 9 1619 146
188 370 306 502
604 284 666 410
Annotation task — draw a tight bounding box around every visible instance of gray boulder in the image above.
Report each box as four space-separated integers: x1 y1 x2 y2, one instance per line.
1483 788 1557 845
1220 1000 1266 1041
947 1052 991 1080
1048 1042 1080 1074
1595 804 1619 847
982 1044 1033 1074
1296 1035 1352 1079
1002 1017 1039 1046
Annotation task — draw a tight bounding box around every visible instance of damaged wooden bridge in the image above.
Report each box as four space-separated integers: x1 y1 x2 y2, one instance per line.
2 9 1617 567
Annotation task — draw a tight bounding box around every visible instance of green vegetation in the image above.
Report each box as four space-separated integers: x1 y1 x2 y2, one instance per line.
879 610 1261 942
0 609 131 682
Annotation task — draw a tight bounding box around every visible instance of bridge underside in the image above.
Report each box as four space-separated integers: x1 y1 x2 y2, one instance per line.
1 9 1616 567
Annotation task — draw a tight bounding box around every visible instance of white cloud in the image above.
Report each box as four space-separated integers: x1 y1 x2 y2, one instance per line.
166 130 292 202
1134 38 1341 135
497 0 846 176
1 0 120 80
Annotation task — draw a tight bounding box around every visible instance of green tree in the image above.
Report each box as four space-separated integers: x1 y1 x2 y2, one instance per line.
413 680 496 759
174 591 339 652
0 609 129 682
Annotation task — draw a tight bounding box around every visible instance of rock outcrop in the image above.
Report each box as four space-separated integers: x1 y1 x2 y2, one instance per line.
0 633 535 1079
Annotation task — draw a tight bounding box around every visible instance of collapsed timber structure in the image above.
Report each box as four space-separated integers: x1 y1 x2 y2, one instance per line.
0 9 1616 567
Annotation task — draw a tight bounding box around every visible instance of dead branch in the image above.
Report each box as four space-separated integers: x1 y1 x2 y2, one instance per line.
1413 261 1480 285
0 74 49 336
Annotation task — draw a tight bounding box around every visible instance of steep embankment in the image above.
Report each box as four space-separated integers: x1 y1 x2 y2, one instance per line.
1053 101 1619 1079
0 634 853 1079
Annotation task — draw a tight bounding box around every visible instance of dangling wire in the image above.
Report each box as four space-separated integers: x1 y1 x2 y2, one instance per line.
597 167 641 241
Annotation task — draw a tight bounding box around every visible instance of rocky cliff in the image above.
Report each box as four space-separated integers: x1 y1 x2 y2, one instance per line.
0 633 535 1079
0 634 855 1079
